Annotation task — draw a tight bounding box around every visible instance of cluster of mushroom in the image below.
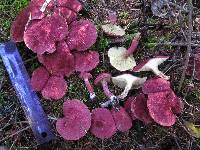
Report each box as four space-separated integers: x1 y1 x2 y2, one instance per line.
11 0 100 100
56 99 132 140
56 78 183 141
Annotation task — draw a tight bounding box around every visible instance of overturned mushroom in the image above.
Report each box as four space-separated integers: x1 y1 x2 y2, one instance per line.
108 47 136 71
42 76 67 100
102 24 125 37
112 74 147 99
31 66 50 91
74 51 99 73
94 73 117 107
132 56 170 80
130 94 153 124
79 72 96 100
66 20 97 51
56 99 91 140
90 108 117 139
111 107 132 132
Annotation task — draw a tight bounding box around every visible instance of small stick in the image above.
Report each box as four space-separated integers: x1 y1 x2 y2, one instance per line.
178 0 193 91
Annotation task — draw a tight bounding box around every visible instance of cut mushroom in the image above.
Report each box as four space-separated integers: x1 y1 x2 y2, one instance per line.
112 74 147 99
79 72 96 100
108 47 136 71
132 56 170 80
94 73 117 107
102 24 125 37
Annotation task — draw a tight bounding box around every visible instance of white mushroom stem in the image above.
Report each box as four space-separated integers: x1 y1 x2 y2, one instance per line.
124 33 141 57
152 68 170 80
118 82 133 99
83 78 96 100
40 0 52 12
101 80 115 99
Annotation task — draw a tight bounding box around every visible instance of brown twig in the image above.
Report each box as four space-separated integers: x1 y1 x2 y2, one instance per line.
178 0 193 91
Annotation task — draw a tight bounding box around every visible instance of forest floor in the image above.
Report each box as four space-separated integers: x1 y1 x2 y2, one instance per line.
0 0 200 149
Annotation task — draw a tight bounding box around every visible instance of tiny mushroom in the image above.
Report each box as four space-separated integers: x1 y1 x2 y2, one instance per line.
38 41 75 77
79 72 96 100
90 108 117 139
112 74 147 99
66 20 97 51
111 107 132 132
142 78 171 94
108 47 136 71
56 99 91 140
74 51 99 73
94 73 117 107
41 76 67 100
102 24 125 37
130 94 153 124
132 56 170 80
31 66 50 92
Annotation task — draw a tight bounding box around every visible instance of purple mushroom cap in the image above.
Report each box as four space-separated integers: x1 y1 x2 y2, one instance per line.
90 108 117 139
57 0 82 13
38 41 75 77
56 99 91 140
74 51 99 72
142 78 171 94
66 20 97 51
24 13 68 54
111 107 132 132
41 76 67 100
124 99 137 120
10 6 30 42
31 66 50 91
131 94 153 124
147 91 177 126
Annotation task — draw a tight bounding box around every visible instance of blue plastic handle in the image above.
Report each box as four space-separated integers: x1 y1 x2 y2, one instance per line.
0 41 55 144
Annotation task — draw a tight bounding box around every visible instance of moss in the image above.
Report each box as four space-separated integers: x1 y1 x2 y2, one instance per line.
119 11 129 19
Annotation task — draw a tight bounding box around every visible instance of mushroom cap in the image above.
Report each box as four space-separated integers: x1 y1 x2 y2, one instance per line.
94 73 112 85
142 78 171 94
112 74 147 89
66 20 97 51
74 51 99 72
90 108 117 139
130 94 153 124
57 0 82 12
111 107 132 132
108 47 136 71
31 66 50 91
38 41 75 77
133 56 169 72
56 99 91 140
54 7 77 23
79 72 92 80
102 24 125 37
41 76 67 100
124 99 137 120
147 91 177 126
24 13 68 54
10 6 30 42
